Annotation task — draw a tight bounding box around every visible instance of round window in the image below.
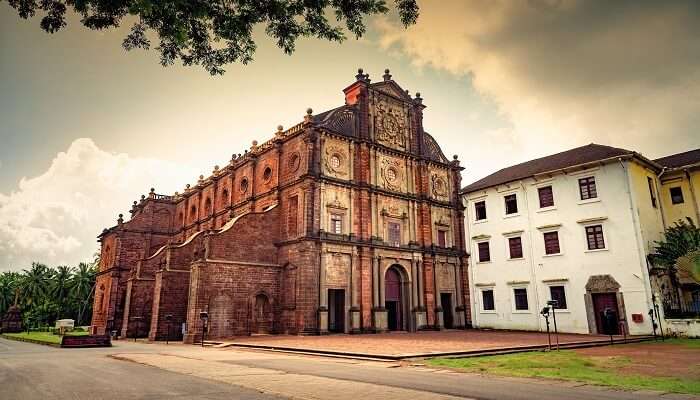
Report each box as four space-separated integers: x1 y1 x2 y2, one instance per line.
263 166 273 181
330 154 341 169
386 167 397 182
288 153 300 172
240 178 249 193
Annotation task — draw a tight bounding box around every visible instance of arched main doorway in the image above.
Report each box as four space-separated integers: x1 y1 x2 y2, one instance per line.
252 293 272 334
385 266 408 331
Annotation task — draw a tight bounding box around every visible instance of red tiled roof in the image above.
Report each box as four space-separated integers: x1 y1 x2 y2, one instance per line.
462 143 636 193
654 148 700 169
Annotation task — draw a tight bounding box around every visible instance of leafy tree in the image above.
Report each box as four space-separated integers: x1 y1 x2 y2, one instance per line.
4 0 419 75
649 218 700 269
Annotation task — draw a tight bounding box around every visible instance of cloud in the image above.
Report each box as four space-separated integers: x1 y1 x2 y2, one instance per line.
376 0 700 180
0 138 195 271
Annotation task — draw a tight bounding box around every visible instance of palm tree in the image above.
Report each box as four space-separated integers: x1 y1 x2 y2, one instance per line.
51 265 73 318
0 272 21 316
649 218 700 310
20 263 52 309
649 218 700 268
71 262 97 325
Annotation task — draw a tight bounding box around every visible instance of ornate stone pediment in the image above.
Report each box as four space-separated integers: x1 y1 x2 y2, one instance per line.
585 275 621 293
373 82 411 100
326 196 347 210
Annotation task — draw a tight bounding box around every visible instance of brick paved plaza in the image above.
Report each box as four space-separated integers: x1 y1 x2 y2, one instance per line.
229 330 622 357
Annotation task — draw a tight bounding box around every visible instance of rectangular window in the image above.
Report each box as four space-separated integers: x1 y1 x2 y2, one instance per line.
437 230 447 247
585 225 605 250
508 237 523 259
504 194 518 215
475 201 487 221
543 231 560 255
477 241 490 262
513 288 529 311
482 290 495 311
549 286 567 309
538 186 554 208
578 176 597 200
647 177 657 208
670 187 684 204
288 196 298 237
388 222 401 246
330 213 343 234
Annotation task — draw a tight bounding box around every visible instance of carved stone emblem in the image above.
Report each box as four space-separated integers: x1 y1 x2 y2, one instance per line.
375 97 407 150
432 174 448 198
381 158 403 191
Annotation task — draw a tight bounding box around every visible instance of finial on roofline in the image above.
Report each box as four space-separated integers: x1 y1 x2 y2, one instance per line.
383 68 392 81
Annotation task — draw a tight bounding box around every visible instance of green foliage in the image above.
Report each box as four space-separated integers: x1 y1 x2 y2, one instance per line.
4 0 420 75
0 260 98 328
428 346 700 394
649 218 700 268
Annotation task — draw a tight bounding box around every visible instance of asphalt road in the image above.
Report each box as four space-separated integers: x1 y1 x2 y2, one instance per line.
0 338 281 400
0 337 696 400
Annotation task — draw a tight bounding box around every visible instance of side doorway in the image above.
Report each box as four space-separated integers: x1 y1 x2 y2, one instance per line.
328 289 345 333
440 293 454 329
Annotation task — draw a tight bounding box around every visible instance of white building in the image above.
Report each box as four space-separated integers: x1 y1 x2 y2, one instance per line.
462 144 667 336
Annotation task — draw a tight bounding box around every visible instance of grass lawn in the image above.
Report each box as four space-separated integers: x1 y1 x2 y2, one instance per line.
428 339 700 395
2 330 89 345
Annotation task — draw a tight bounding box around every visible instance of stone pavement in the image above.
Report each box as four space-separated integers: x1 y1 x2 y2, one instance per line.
115 351 468 400
223 329 630 358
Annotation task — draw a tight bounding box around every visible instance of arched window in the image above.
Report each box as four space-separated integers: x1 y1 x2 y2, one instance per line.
178 212 184 226
190 205 197 222
263 166 273 182
204 197 212 216
221 189 229 206
240 178 249 194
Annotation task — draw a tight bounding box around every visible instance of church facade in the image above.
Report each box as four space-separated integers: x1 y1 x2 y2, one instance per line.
90 69 469 343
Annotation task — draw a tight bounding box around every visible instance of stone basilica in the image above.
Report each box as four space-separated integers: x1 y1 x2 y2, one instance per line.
91 69 469 343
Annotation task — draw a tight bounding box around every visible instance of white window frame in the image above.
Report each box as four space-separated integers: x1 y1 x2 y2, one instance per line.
475 239 491 264
503 231 525 261
540 227 563 257
582 222 608 252
545 282 570 313
502 192 520 218
571 169 601 205
479 287 497 314
511 285 531 313
534 180 557 212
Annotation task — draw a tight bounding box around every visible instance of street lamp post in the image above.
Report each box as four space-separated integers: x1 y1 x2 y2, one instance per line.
165 314 173 345
546 300 559 350
540 307 551 351
199 311 208 348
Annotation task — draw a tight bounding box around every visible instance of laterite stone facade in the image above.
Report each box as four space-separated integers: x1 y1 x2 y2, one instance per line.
91 69 469 342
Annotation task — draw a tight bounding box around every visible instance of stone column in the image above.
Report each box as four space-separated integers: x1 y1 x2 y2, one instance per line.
349 249 361 333
372 255 387 332
318 251 328 334
454 263 466 328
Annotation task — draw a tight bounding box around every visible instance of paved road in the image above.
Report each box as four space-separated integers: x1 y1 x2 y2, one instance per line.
0 338 281 400
1 337 696 400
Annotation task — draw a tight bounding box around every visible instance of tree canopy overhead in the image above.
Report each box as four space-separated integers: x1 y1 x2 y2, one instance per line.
5 0 420 75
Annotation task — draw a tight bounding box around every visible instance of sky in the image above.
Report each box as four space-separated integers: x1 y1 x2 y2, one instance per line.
1 0 699 271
